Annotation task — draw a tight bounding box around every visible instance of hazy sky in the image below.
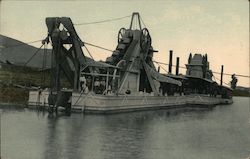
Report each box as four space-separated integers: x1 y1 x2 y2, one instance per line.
0 0 249 87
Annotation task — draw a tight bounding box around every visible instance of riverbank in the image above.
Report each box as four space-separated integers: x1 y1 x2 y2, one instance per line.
232 89 250 97
0 64 70 105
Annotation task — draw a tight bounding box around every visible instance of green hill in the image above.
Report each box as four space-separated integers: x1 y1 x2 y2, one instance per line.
0 34 51 68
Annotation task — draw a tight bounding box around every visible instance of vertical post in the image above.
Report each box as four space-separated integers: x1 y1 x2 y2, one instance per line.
168 50 173 74
220 65 224 86
157 66 160 72
176 57 179 75
91 76 94 92
106 68 109 93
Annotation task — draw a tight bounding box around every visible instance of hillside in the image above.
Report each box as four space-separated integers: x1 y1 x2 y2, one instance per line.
232 86 250 97
0 34 51 68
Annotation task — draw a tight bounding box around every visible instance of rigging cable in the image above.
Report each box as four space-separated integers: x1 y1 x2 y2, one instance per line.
213 75 231 87
23 44 44 67
74 15 131 26
83 41 114 52
155 60 233 87
139 15 147 28
10 36 249 80
41 43 48 87
83 45 94 60
1 39 43 49
153 60 250 78
154 62 168 74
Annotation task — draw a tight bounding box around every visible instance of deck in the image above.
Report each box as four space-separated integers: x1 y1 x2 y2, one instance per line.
28 90 233 113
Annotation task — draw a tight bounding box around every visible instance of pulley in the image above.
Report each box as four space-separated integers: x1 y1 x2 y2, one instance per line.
117 28 126 43
140 28 151 53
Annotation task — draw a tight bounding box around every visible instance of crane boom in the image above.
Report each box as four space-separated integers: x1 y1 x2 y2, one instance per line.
46 17 87 92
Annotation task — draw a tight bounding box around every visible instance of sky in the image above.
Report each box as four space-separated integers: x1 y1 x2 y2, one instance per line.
0 0 249 87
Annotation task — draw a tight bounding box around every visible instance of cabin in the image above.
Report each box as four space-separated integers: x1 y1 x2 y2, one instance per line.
185 53 216 95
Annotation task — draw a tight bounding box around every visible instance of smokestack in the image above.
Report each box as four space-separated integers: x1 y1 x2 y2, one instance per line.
176 57 179 75
220 65 224 86
168 50 173 74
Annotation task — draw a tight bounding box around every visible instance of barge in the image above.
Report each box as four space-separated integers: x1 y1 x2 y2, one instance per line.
28 12 235 113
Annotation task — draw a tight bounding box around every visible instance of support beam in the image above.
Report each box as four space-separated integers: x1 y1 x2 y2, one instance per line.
143 62 159 95
168 50 173 74
106 68 109 93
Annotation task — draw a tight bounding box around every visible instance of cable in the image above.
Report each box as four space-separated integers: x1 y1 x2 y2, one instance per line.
154 62 168 73
213 75 231 86
84 41 114 52
140 15 147 28
213 72 250 78
23 44 44 67
155 59 234 87
74 15 131 26
84 46 94 60
153 60 250 78
153 60 169 66
41 43 48 87
1 39 43 49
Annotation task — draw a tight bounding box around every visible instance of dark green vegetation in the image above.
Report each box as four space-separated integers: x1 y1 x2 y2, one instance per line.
232 88 250 97
0 64 70 104
0 64 48 104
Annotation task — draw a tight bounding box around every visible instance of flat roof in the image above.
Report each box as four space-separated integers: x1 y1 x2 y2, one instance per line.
185 75 216 83
163 73 188 80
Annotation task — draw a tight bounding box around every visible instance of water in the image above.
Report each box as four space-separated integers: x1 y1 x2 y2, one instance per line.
1 97 250 159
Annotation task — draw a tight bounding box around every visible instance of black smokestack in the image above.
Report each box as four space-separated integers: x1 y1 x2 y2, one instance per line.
168 50 173 74
220 65 224 86
176 57 179 75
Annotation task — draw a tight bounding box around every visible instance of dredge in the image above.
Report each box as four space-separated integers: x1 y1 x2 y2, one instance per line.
28 12 237 113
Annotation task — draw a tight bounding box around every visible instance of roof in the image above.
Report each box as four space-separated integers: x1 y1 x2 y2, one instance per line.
185 75 216 83
219 85 233 91
189 54 203 65
163 73 188 80
144 64 182 86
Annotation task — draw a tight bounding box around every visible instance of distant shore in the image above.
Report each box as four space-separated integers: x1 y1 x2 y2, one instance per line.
232 89 250 97
0 89 249 108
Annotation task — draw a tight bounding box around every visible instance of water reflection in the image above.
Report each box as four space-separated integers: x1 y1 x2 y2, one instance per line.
39 107 214 159
1 97 250 159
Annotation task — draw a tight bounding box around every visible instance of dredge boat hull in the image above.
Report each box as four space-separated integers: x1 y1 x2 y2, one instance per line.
28 90 233 113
